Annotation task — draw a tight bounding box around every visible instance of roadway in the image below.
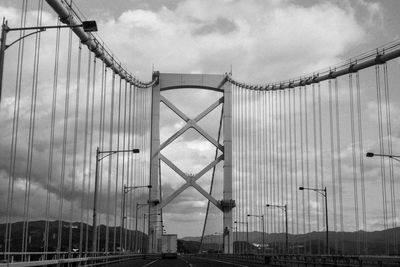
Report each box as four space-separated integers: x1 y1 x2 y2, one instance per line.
109 255 274 267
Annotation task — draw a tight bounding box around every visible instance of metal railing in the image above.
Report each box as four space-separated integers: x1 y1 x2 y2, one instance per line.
195 253 400 267
0 252 158 267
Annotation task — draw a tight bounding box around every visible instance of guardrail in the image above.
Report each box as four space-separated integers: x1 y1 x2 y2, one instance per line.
195 253 400 267
0 253 159 267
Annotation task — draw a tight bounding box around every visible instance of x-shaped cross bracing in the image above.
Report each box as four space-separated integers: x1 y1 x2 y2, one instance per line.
159 95 224 211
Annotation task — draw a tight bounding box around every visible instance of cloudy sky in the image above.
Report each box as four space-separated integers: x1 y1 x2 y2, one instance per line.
1 0 400 240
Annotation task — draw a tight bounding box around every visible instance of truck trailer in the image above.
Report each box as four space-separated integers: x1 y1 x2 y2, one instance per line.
161 234 177 259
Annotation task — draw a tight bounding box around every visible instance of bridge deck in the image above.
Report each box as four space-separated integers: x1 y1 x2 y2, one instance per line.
109 255 274 267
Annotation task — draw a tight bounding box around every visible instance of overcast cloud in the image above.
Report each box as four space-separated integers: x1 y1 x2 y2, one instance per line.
1 0 400 238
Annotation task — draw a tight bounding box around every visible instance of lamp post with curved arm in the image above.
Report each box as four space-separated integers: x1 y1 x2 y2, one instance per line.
135 203 148 253
267 204 288 253
366 152 400 162
247 214 265 254
0 18 97 103
92 147 139 253
234 220 249 254
299 186 328 254
121 185 151 252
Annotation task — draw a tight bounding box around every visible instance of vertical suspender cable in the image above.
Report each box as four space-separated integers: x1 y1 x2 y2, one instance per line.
57 18 74 256
232 84 236 251
268 90 273 247
275 90 280 252
5 0 27 258
299 87 305 247
263 90 268 248
120 81 127 250
44 17 61 259
125 82 132 250
137 85 143 247
98 62 107 251
276 90 280 246
283 90 288 252
247 89 252 235
375 64 389 254
69 40 82 254
239 86 243 253
250 90 254 232
349 73 360 253
260 91 269 252
304 86 311 252
257 89 260 240
278 90 283 251
383 63 396 254
334 78 344 252
22 0 43 256
95 59 105 252
135 84 141 249
317 83 325 249
113 77 122 253
293 88 299 252
126 83 133 250
328 80 338 252
255 90 260 237
80 51 91 256
262 90 267 252
132 85 138 250
288 89 293 248
105 70 116 253
312 84 320 254
244 89 249 238
271 90 276 247
87 57 97 252
355 72 367 254
241 87 246 253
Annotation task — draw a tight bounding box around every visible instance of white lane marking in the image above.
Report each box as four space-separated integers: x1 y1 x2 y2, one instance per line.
194 256 249 267
142 258 160 267
180 256 193 267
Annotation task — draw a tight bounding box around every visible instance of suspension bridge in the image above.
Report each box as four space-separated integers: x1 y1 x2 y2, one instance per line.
1 0 400 266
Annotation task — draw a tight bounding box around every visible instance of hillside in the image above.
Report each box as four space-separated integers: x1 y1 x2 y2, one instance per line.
0 220 148 253
182 227 400 255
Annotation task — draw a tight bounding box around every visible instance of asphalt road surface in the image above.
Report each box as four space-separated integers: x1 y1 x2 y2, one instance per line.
111 255 273 267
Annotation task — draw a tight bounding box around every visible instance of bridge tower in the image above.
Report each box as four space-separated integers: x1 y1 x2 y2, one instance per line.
148 72 235 253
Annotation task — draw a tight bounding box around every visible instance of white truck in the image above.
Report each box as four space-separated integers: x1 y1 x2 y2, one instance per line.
161 234 178 259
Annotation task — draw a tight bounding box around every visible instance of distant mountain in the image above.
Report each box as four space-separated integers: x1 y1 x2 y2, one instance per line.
0 220 148 253
182 227 400 255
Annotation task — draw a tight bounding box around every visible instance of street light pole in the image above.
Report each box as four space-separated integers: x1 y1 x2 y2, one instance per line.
262 216 265 255
267 204 288 253
142 213 146 252
92 147 100 253
299 186 328 254
121 185 151 252
285 204 288 254
366 152 400 162
0 19 7 103
92 147 139 253
234 221 249 254
0 18 97 104
325 189 328 255
247 221 249 253
248 214 265 254
135 203 148 253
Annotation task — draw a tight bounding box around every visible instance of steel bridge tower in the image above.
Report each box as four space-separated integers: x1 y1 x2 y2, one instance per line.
148 72 235 253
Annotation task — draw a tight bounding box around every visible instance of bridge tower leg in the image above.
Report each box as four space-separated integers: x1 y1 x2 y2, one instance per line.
148 73 161 253
148 73 234 254
222 82 234 254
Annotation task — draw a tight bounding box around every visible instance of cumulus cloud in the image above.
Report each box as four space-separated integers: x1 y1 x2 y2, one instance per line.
95 0 368 83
